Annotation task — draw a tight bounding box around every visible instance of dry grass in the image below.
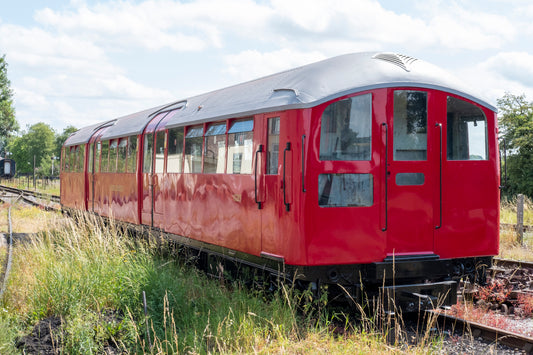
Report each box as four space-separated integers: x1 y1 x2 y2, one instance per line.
498 229 533 261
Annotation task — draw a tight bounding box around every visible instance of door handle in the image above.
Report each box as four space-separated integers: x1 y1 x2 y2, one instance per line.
283 142 291 212
382 123 388 232
435 123 442 229
254 145 263 209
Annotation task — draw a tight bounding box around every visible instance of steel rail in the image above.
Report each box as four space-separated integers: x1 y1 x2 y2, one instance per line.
0 185 60 203
0 196 18 299
427 309 533 353
500 223 533 232
493 257 533 270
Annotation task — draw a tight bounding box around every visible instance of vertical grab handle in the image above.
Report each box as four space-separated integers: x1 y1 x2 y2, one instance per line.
301 135 306 193
255 144 263 209
435 123 442 229
283 142 291 212
382 123 388 232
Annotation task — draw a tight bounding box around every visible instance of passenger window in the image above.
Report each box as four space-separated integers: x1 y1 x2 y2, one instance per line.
447 97 488 160
319 94 372 161
117 138 127 173
204 122 226 174
393 91 427 161
155 131 166 174
101 141 109 172
109 140 118 173
227 119 254 174
318 174 373 207
143 134 153 173
167 127 184 173
127 136 137 173
184 126 203 173
267 117 280 174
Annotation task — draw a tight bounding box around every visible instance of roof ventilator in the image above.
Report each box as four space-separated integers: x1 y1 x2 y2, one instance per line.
372 53 418 72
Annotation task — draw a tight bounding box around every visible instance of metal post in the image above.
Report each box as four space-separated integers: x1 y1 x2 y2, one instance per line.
33 155 36 189
517 194 524 246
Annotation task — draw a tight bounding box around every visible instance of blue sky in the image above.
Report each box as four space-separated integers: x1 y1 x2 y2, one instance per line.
1 0 533 133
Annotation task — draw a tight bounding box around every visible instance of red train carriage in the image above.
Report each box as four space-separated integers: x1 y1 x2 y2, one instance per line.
61 52 499 311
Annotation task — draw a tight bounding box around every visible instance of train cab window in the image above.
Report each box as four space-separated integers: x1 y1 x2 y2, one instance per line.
109 140 118 173
204 122 226 174
227 119 253 174
117 138 127 173
393 91 427 161
143 134 153 173
155 131 166 174
267 117 280 174
184 126 203 173
167 127 184 173
447 97 488 160
319 94 372 161
318 174 373 207
127 136 137 173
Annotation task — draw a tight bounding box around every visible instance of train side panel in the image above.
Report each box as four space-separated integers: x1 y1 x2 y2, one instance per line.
92 172 139 224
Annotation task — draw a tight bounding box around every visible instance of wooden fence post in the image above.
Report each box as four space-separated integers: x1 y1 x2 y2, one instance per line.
517 194 524 246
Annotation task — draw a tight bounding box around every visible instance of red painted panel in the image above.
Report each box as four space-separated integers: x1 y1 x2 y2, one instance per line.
163 173 262 255
92 172 138 223
61 172 86 210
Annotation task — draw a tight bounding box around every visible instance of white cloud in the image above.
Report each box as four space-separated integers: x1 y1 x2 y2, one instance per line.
224 49 326 81
455 52 533 105
2 0 532 132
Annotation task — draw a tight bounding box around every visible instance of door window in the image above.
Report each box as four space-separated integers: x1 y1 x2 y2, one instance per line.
393 91 427 161
267 117 280 174
143 134 153 173
155 131 166 173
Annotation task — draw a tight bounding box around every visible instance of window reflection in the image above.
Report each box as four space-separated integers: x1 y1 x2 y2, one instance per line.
319 94 372 161
447 97 488 160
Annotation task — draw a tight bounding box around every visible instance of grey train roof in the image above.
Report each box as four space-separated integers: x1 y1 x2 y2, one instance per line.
65 52 495 146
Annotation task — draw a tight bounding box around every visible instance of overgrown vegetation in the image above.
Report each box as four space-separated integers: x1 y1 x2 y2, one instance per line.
1 210 441 354
498 93 533 199
0 198 530 353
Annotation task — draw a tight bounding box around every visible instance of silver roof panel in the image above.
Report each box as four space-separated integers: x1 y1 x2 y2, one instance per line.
65 52 495 146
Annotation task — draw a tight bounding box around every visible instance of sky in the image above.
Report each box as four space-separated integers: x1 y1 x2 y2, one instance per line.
1 0 533 133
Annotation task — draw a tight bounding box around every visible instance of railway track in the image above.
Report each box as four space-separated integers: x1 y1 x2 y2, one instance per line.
2 184 533 352
427 309 533 353
0 185 60 212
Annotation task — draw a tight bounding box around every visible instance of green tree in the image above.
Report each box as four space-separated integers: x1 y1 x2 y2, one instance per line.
8 123 56 175
54 125 78 158
497 93 533 197
0 55 19 154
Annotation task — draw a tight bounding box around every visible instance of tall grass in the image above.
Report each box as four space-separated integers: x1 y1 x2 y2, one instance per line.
1 211 431 353
500 195 533 225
